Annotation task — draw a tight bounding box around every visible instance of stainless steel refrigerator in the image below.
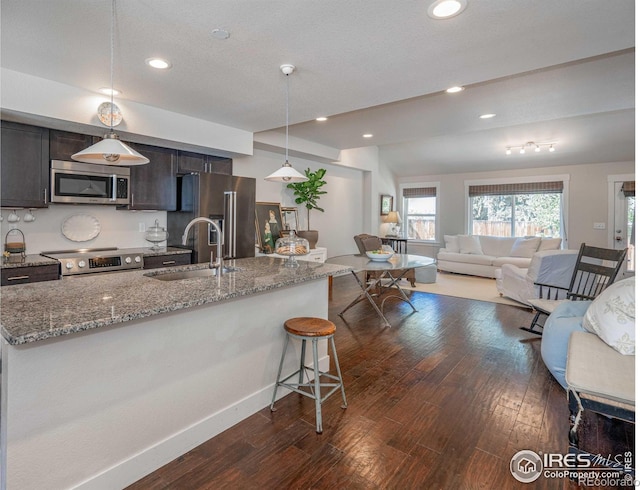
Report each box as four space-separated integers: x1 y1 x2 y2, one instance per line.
167 173 256 263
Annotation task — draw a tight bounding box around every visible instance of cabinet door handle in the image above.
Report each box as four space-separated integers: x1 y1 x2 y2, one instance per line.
162 260 176 265
44 188 48 204
7 275 30 281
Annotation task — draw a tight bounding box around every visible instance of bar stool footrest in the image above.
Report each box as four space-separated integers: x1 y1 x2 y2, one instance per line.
277 367 344 403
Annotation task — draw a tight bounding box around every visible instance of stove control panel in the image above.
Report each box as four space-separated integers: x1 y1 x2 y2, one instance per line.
59 254 143 276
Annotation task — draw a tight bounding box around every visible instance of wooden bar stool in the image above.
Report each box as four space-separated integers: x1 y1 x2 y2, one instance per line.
270 317 347 433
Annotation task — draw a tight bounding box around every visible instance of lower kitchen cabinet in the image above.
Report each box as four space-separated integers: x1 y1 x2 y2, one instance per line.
1 264 60 286
143 253 192 269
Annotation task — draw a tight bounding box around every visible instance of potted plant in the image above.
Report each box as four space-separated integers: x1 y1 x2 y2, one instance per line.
287 167 327 249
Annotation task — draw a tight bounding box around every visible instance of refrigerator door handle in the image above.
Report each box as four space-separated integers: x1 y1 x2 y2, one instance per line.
224 191 237 258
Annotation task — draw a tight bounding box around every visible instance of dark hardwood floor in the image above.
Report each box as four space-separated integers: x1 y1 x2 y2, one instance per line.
128 276 632 489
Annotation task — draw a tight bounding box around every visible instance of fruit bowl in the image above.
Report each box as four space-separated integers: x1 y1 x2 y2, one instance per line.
366 250 394 261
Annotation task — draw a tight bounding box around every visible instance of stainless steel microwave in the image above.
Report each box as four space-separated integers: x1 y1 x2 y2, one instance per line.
50 160 130 205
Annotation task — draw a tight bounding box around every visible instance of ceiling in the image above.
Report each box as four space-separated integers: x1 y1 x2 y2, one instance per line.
1 0 635 177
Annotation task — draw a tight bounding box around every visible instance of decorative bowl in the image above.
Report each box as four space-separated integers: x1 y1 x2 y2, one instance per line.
366 250 394 261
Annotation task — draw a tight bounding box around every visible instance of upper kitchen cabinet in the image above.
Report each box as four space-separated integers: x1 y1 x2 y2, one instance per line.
177 150 232 175
121 142 177 211
49 130 96 161
1 121 50 208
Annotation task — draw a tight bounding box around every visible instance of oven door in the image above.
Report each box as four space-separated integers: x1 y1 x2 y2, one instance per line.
50 160 129 204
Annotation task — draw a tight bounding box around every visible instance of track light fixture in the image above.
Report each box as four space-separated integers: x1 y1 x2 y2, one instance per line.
505 141 557 156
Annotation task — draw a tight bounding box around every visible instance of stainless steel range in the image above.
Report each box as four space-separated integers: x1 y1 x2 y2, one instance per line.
41 248 143 276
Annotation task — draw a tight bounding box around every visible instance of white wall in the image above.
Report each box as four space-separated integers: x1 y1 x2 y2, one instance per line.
234 149 366 256
0 206 165 255
397 161 635 250
1 68 254 155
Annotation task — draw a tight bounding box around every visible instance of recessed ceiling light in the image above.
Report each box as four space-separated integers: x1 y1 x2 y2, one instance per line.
479 113 496 119
316 117 328 122
428 0 468 19
211 28 230 40
363 134 373 138
146 58 172 70
99 87 121 96
446 86 464 94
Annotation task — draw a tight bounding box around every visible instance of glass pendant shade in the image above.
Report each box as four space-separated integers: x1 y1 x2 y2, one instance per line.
72 132 149 165
265 161 308 182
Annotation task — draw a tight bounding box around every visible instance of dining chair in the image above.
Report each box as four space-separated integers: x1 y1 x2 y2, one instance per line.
521 243 627 335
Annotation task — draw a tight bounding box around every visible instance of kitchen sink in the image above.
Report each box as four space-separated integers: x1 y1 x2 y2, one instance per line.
147 266 240 281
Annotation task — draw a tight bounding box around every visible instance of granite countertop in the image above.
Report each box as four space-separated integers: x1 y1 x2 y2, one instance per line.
0 247 191 270
0 256 351 345
1 254 59 269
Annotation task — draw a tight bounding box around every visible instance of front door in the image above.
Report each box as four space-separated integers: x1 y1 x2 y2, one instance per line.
612 180 635 275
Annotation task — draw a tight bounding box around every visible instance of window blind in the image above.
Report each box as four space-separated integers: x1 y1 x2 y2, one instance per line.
403 187 437 198
468 181 563 197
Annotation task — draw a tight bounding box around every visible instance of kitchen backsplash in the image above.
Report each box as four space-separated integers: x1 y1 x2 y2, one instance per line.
0 205 166 254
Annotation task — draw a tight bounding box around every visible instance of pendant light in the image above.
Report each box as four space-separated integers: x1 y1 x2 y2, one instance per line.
72 0 149 165
265 64 308 182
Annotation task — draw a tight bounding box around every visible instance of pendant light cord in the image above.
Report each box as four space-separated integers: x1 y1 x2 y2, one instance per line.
109 0 115 132
285 72 290 163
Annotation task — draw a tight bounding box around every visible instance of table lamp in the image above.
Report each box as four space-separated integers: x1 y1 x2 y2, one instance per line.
383 211 402 237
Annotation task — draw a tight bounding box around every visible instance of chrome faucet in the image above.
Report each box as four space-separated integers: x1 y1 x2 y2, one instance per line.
182 217 223 273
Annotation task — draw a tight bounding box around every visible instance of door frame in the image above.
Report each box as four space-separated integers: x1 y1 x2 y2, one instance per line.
607 173 634 248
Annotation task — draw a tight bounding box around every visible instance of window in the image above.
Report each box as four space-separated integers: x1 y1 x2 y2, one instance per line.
468 181 564 237
402 185 437 240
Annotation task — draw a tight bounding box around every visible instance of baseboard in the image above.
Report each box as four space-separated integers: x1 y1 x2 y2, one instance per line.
74 355 330 490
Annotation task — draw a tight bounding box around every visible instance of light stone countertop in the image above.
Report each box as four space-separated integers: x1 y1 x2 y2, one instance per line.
1 254 59 268
0 256 351 345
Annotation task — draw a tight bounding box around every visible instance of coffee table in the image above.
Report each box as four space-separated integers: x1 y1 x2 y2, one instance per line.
326 254 436 327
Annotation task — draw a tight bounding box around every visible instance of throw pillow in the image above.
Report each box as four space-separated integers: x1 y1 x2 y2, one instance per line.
458 235 483 255
582 276 635 355
443 235 459 252
538 237 562 251
509 237 541 258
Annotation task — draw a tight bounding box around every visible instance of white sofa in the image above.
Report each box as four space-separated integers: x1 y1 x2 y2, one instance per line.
495 249 579 306
436 235 562 278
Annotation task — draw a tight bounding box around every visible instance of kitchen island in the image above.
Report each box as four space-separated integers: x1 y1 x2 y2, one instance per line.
0 256 350 490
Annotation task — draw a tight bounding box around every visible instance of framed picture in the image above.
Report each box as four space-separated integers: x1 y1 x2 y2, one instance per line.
380 195 393 215
281 207 299 232
255 202 283 253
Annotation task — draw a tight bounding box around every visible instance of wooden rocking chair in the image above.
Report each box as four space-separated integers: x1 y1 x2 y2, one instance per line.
521 243 627 335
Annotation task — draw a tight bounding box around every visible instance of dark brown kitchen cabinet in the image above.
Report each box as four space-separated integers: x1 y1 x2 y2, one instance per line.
49 129 96 161
1 121 50 208
121 143 177 211
177 150 232 175
209 156 232 175
143 253 192 269
1 264 59 286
